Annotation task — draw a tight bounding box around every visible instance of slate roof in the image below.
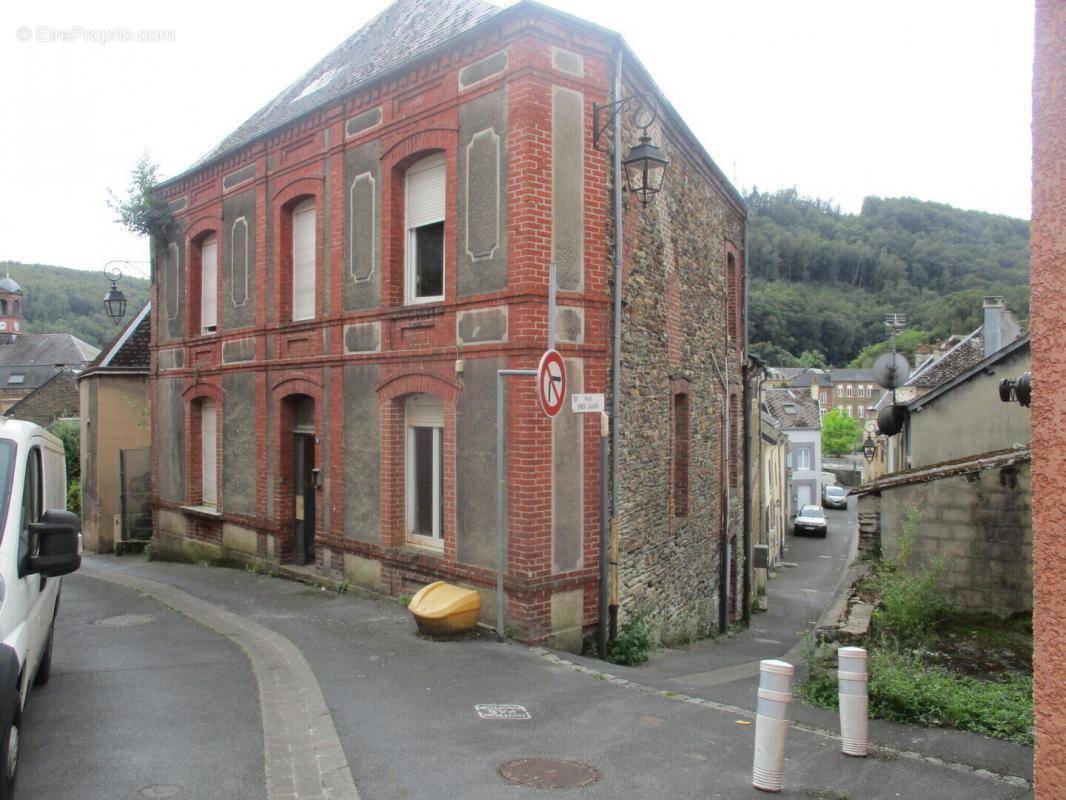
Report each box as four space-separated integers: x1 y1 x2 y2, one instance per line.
763 388 821 430
81 302 151 378
830 368 874 382
3 369 80 427
789 369 832 389
0 332 99 393
907 335 1030 413
191 0 502 169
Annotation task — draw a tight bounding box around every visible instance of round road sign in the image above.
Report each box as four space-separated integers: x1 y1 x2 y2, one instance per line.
537 350 567 418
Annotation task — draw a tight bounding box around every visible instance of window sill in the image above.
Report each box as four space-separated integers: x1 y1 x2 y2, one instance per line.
401 541 444 558
180 504 223 521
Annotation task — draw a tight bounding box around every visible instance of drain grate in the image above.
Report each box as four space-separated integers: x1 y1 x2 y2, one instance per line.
499 758 601 790
94 614 156 627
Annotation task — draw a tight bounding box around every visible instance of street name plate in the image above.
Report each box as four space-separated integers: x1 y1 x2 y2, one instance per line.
476 704 531 720
571 393 605 413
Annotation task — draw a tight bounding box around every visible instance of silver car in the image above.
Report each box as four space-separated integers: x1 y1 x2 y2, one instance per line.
793 504 828 538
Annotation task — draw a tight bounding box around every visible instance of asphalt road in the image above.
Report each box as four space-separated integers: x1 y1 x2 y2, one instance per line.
13 505 1032 800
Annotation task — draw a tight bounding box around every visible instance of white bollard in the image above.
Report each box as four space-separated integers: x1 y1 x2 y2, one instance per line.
838 646 869 757
752 659 794 792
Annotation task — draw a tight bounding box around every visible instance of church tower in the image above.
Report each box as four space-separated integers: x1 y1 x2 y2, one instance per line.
0 271 23 343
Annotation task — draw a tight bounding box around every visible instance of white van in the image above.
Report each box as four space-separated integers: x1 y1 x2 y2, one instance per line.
0 419 81 800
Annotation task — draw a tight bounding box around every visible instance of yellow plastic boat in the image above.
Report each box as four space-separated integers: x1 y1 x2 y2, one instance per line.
407 581 481 637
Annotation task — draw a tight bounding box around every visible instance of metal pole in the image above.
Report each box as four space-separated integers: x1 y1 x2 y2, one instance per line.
597 412 609 659
609 46 624 639
495 368 538 643
548 262 557 351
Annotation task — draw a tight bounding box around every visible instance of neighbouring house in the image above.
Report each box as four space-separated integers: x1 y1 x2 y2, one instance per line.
0 274 99 412
878 296 1024 473
852 334 1032 616
752 401 788 595
827 368 881 421
147 0 749 648
78 303 151 554
763 388 821 517
3 368 80 427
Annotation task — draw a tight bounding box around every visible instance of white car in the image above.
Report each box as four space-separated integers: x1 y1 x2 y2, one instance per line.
0 419 81 799
793 504 828 538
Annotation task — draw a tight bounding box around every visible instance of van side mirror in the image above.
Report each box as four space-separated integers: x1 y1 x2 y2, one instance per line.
28 509 81 578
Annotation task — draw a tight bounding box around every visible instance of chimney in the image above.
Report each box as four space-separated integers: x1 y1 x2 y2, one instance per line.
983 296 1021 358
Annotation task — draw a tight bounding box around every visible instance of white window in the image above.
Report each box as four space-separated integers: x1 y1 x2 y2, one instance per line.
844 405 852 417
201 235 218 334
796 448 811 471
201 399 218 507
405 154 446 304
820 392 827 405
292 199 316 321
405 394 443 547
846 384 854 397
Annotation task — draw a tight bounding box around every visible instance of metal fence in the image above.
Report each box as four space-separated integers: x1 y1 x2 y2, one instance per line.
119 447 152 541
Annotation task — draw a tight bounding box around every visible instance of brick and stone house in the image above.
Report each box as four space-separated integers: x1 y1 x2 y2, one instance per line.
763 388 821 516
148 0 748 648
2 368 80 427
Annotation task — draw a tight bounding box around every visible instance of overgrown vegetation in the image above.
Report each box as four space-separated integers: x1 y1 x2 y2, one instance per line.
800 505 1034 745
107 153 174 240
49 420 80 515
747 189 1029 366
606 610 656 666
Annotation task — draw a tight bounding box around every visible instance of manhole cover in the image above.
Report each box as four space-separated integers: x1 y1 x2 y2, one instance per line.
499 758 601 790
94 614 156 627
138 785 183 798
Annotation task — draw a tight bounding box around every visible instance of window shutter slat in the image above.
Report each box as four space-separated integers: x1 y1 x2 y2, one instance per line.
201 238 217 331
202 400 217 506
292 204 316 320
406 155 446 229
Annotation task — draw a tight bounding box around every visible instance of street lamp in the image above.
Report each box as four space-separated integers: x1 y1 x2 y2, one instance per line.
102 265 127 325
593 92 669 205
863 436 877 462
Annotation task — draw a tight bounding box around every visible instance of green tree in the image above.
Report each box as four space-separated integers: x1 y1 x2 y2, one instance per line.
821 407 862 456
797 349 829 369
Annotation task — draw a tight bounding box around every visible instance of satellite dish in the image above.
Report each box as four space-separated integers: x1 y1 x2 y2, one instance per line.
872 352 910 390
877 404 907 436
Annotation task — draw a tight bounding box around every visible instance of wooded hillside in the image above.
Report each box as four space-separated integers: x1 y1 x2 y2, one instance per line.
0 262 150 349
746 190 1030 367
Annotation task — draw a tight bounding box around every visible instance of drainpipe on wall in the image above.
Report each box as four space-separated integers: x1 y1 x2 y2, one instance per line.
608 46 625 640
710 352 730 634
741 214 753 625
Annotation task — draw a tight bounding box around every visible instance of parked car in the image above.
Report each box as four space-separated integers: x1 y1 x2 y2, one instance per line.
793 504 828 538
0 419 82 799
822 485 848 510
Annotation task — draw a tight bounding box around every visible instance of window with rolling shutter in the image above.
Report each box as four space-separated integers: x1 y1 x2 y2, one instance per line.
292 199 316 320
201 399 218 507
405 154 446 304
201 236 218 333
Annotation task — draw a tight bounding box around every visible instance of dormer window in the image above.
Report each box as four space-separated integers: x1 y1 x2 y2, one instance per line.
404 154 446 304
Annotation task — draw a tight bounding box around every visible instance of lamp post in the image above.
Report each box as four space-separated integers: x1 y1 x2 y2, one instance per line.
102 264 128 325
863 437 876 463
593 92 669 205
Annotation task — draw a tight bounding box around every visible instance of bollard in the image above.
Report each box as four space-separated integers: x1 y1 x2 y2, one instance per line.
838 646 869 756
752 659 794 792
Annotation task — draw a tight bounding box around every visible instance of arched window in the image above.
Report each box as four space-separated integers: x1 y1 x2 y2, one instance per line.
405 393 443 546
291 198 316 321
673 391 689 516
0 299 7 315
201 234 218 334
12 301 18 315
405 154 446 304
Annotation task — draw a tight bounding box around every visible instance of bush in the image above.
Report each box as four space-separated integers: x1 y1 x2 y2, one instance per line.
66 477 80 517
49 420 79 483
607 611 656 666
872 506 956 647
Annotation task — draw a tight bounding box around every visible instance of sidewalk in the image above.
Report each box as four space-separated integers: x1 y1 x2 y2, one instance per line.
78 553 1032 800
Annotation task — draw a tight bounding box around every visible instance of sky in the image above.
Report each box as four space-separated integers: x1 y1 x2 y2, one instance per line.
0 0 1034 276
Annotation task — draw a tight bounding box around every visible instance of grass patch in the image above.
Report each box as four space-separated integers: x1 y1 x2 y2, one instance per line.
799 504 1034 745
607 611 656 666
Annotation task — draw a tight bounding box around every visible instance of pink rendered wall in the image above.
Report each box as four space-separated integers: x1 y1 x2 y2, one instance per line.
1031 1 1066 797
